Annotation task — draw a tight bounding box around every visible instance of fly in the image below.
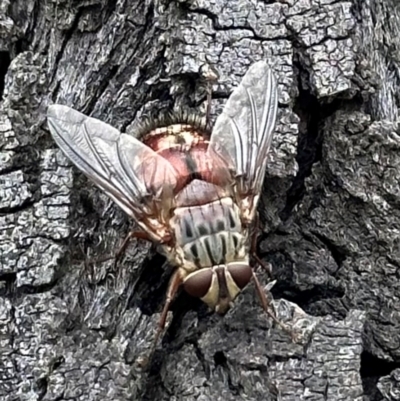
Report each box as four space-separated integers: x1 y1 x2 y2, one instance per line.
47 60 293 362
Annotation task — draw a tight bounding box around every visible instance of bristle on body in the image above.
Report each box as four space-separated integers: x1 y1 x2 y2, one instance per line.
136 109 211 152
136 109 210 140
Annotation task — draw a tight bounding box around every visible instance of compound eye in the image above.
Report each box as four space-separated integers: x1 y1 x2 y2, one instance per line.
183 269 213 298
227 263 252 289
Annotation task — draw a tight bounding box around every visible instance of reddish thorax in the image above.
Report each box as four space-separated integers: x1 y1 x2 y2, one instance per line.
141 123 232 197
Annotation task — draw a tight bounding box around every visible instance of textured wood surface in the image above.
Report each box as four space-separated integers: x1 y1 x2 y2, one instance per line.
0 0 399 400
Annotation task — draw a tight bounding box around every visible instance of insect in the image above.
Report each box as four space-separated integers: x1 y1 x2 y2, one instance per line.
47 60 289 355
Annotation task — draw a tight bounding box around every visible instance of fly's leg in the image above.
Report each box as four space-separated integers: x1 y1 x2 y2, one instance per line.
86 231 152 267
199 63 219 127
205 81 213 127
138 269 183 367
114 231 152 265
250 213 272 277
153 269 183 349
249 214 290 334
252 271 297 341
252 251 272 278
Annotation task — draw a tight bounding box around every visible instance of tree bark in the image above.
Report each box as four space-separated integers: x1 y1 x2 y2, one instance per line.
0 0 399 400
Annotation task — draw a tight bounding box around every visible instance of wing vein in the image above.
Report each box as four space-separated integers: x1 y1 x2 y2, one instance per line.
47 104 177 241
208 60 278 220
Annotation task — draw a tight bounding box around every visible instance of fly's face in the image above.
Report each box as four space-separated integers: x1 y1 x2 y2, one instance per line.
47 60 279 356
183 262 253 314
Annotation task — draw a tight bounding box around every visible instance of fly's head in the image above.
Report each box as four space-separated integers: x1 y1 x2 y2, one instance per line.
182 262 253 314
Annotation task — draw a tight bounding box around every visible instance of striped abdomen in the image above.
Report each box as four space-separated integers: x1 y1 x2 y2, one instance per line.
171 180 247 272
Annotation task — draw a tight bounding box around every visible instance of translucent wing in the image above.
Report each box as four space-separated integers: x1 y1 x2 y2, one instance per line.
208 60 278 223
47 105 177 241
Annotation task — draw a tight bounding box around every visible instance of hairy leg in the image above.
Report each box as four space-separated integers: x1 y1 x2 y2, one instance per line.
252 271 297 340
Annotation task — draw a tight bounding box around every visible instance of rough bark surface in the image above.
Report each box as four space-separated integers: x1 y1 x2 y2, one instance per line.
0 0 399 400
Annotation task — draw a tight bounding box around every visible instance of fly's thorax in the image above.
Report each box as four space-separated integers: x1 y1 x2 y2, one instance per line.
175 180 229 208
171 197 248 270
182 261 252 313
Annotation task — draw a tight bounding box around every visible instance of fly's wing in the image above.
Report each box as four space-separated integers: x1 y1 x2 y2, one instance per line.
47 105 177 241
208 60 278 223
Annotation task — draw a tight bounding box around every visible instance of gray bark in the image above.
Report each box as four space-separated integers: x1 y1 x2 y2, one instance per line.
0 0 399 400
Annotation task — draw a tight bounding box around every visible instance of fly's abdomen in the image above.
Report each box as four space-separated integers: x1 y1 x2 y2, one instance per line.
171 195 247 268
184 231 246 268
